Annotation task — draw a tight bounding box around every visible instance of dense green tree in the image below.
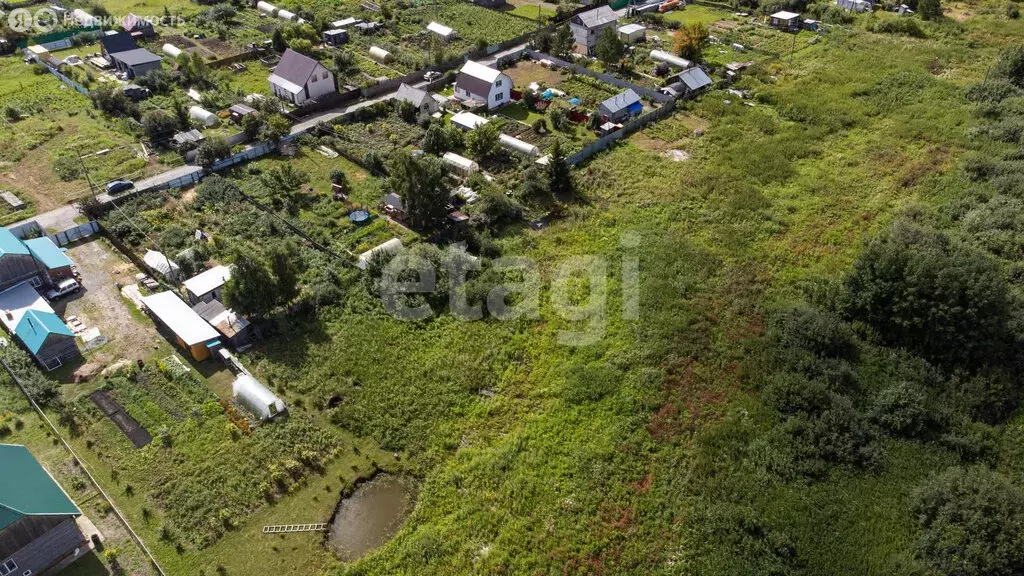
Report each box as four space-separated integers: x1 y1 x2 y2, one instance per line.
913 466 1024 576
223 252 279 317
551 26 574 59
385 151 450 231
141 110 178 144
467 122 500 161
195 137 231 168
520 166 549 201
546 140 574 197
843 219 1010 370
272 28 287 53
259 114 291 143
918 0 942 20
421 122 450 155
595 26 625 67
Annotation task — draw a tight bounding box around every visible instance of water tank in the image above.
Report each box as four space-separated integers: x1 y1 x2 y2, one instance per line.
163 43 182 58
650 50 692 70
189 106 220 127
499 134 540 156
256 1 277 15
368 46 392 63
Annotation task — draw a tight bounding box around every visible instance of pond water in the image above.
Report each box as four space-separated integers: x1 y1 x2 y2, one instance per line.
327 474 416 561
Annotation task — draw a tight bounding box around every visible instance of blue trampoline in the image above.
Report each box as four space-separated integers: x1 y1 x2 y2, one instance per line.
568 97 581 106
349 210 371 223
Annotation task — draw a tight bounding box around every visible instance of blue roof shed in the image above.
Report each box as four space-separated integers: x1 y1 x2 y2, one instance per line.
0 227 30 257
16 309 74 354
24 237 72 270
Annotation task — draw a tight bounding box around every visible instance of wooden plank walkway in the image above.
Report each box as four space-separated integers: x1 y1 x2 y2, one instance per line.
262 523 328 534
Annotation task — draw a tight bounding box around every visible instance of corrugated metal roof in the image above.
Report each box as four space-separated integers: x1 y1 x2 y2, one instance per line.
24 237 71 270
142 291 219 345
599 89 642 114
183 265 231 298
572 5 618 28
0 444 80 530
676 67 713 90
15 309 73 353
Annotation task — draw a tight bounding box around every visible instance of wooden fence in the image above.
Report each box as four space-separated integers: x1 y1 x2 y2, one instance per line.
566 99 677 165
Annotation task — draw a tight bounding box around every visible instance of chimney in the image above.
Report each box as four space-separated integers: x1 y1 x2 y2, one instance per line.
4 310 11 321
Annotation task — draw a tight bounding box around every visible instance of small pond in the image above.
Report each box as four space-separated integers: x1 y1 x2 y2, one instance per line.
327 474 416 561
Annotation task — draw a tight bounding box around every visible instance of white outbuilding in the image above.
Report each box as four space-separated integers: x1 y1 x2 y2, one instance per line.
450 111 489 131
163 43 182 57
426 21 456 40
617 23 647 44
255 1 277 15
232 374 286 420
442 152 479 176
143 250 181 280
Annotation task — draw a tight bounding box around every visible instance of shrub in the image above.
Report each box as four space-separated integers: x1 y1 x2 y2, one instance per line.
843 219 1010 370
768 305 858 362
912 466 1024 576
762 371 831 415
871 381 935 437
810 395 884 470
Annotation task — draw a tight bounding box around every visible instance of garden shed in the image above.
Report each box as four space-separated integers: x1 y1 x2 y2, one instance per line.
769 11 801 31
451 111 489 131
142 291 220 361
598 89 643 122
617 23 646 44
232 374 286 420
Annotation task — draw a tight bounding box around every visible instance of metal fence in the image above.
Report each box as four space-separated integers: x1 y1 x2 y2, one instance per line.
49 220 99 246
567 99 677 165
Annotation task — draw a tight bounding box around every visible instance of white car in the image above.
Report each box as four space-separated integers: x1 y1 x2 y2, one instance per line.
46 279 80 301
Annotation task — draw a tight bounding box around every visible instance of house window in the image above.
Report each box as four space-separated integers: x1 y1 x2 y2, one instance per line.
0 559 18 576
322 71 328 79
494 94 501 102
495 79 502 87
29 276 42 288
311 75 317 83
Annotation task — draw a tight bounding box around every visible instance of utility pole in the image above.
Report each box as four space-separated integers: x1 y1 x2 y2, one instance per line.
75 145 98 201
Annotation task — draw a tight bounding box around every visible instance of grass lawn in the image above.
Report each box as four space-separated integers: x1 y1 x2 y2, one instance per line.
662 3 735 26
509 4 556 21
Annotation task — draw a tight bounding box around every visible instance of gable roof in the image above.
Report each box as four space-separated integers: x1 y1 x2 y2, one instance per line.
0 227 30 258
458 60 502 83
270 49 324 88
456 61 505 100
0 445 80 531
15 309 74 353
395 83 431 108
676 67 713 90
111 48 162 66
24 237 72 270
142 291 219 346
599 89 642 113
183 265 231 298
771 10 800 19
572 6 618 29
99 32 139 55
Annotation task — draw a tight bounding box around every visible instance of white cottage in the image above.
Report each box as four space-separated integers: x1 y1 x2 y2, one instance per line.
454 61 512 110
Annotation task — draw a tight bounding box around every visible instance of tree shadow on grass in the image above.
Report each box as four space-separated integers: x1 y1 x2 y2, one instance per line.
57 551 110 576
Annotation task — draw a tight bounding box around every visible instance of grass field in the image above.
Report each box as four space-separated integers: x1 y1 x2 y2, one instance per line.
4 2 1024 576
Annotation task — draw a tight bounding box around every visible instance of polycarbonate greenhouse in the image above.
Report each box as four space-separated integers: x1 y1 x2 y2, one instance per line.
232 374 286 420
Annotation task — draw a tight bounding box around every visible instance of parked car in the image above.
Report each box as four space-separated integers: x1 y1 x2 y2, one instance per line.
46 279 80 301
423 71 442 82
105 180 134 194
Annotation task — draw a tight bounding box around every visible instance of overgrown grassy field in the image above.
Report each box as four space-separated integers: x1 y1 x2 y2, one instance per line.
4 2 1024 575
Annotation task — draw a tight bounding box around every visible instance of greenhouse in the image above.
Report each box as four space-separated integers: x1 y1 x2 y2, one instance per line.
232 374 286 420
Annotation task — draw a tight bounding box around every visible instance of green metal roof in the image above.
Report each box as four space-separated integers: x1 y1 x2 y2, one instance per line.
15 309 74 354
0 444 80 531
